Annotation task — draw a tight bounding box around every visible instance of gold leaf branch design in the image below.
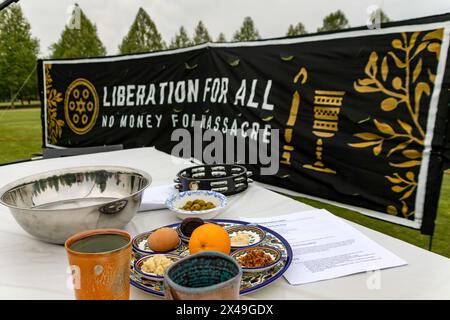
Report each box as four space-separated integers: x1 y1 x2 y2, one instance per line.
45 64 64 144
385 171 417 217
353 30 442 142
349 29 443 217
348 119 423 158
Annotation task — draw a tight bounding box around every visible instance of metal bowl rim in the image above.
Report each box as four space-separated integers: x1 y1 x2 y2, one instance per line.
0 165 152 212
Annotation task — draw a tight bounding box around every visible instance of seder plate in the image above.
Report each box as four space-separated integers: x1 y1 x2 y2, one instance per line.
130 219 293 297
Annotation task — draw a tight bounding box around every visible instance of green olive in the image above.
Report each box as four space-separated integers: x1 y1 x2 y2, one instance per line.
180 199 216 211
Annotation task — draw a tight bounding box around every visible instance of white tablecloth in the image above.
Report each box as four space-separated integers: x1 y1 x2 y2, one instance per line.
0 147 449 299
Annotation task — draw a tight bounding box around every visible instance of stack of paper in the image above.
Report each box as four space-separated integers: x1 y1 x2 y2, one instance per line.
138 184 177 212
241 209 407 285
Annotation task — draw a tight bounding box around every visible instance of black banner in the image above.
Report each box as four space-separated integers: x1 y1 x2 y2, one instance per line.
38 15 450 234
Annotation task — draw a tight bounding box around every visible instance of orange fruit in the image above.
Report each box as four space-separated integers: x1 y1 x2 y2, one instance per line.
189 223 231 255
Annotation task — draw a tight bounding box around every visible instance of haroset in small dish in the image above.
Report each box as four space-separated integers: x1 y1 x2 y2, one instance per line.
231 246 282 273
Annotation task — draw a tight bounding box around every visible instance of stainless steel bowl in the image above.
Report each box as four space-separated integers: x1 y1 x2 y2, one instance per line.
0 166 151 244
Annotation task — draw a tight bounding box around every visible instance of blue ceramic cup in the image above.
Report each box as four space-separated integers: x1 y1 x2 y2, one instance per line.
163 251 242 300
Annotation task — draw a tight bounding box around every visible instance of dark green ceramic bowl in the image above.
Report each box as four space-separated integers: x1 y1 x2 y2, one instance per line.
163 251 242 300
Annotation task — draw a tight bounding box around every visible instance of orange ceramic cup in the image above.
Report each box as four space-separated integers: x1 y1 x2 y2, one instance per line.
64 229 132 300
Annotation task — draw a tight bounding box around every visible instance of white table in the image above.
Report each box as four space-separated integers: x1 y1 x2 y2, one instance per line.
0 147 449 299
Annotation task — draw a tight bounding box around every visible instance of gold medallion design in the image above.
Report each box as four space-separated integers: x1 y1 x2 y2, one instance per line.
64 78 99 135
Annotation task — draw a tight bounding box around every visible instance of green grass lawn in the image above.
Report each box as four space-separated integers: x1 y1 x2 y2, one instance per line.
0 108 42 163
286 175 449 258
0 108 449 258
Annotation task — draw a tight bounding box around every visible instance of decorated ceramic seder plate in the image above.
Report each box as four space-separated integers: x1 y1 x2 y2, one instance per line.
130 219 293 297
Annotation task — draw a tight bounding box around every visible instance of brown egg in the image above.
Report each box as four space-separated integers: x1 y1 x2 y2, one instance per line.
147 227 179 252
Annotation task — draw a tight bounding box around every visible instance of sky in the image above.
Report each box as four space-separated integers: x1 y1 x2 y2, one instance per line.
16 0 450 57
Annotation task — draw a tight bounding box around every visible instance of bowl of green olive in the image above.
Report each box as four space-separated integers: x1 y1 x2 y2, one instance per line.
165 190 228 220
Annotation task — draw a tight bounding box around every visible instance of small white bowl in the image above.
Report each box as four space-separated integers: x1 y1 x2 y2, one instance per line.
165 190 228 220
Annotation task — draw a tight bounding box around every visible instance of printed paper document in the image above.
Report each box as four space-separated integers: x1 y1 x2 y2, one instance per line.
241 209 407 285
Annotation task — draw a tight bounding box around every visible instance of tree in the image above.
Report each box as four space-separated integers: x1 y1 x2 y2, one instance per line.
50 4 106 59
216 32 227 42
286 22 307 36
0 4 39 101
317 10 350 32
119 7 165 54
169 26 192 49
192 21 211 45
379 9 391 23
233 17 261 41
367 8 391 26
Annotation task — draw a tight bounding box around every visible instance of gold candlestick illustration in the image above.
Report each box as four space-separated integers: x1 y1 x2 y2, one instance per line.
281 67 307 165
303 90 345 174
